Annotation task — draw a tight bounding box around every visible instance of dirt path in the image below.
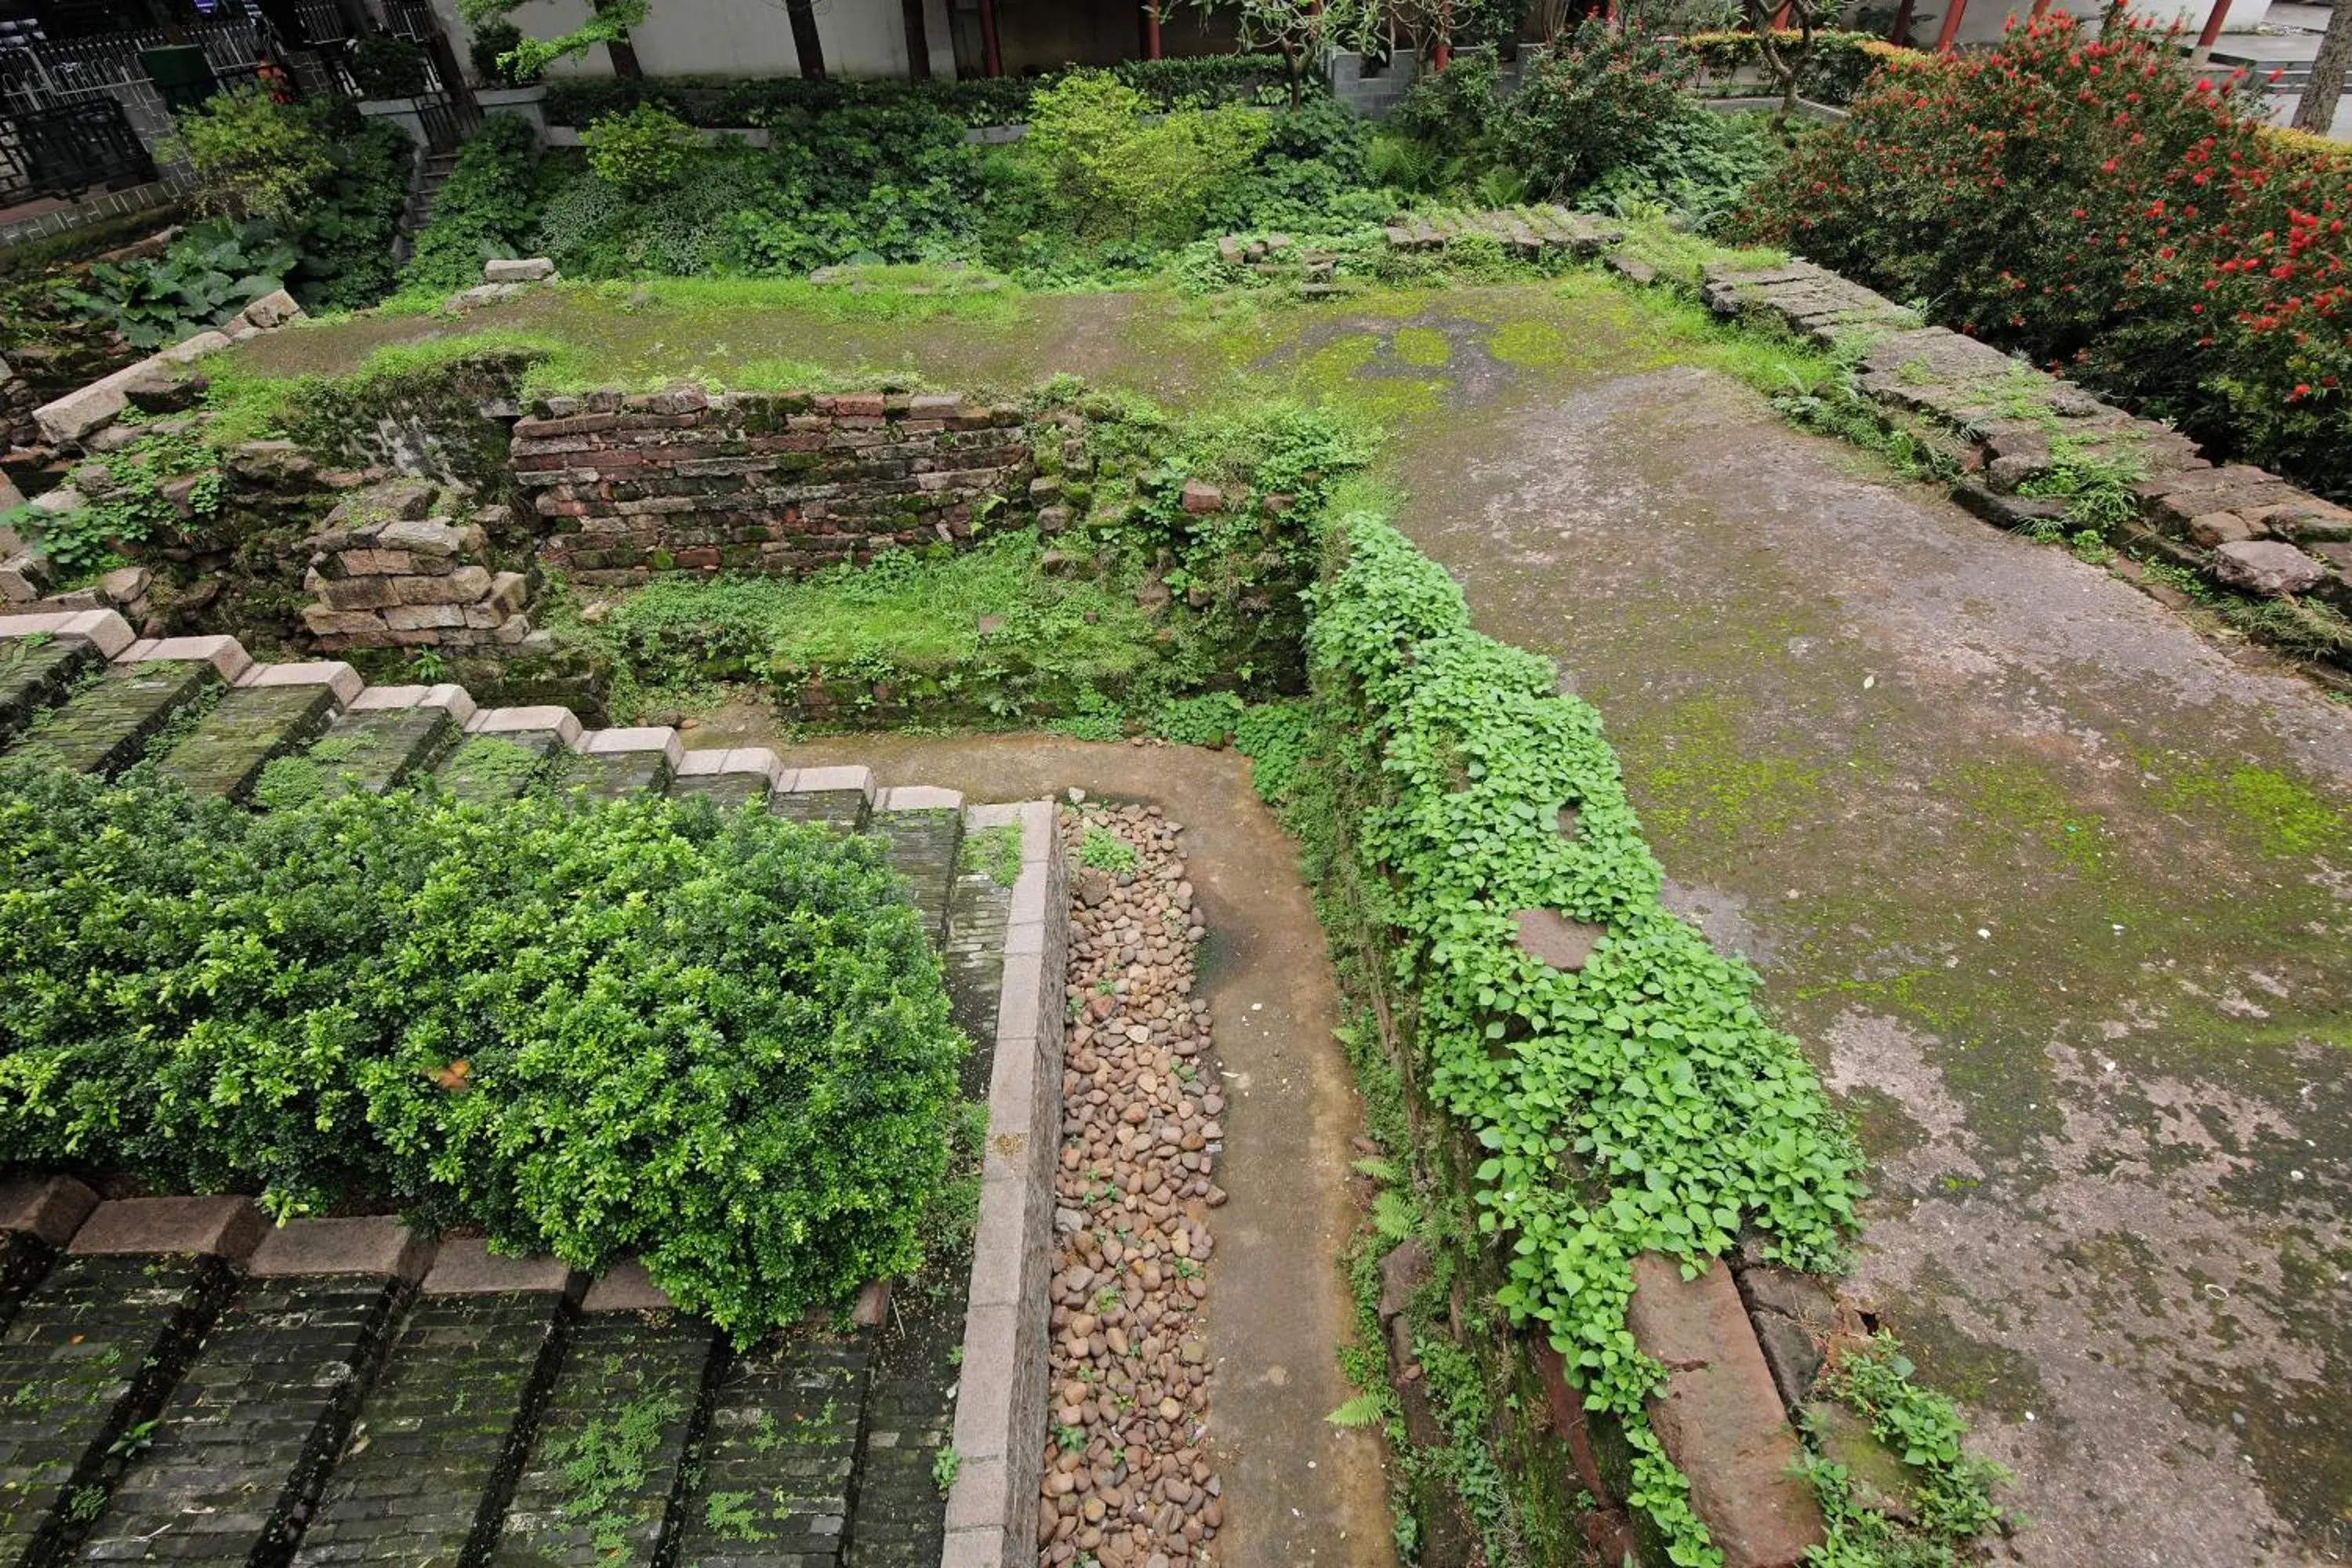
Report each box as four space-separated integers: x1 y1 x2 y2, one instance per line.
688 730 1397 1568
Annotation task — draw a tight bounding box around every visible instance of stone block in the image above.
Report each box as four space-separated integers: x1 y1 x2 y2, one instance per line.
579 1258 674 1312
0 608 135 655
241 288 302 328
0 1176 98 1247
495 612 531 644
122 368 205 415
158 330 233 365
249 1215 432 1281
120 632 252 681
348 682 478 724
339 548 416 576
394 564 493 604
2212 539 2328 597
96 565 150 605
69 1196 265 1261
2188 511 2256 548
1627 1254 1823 1567
468 704 584 747
234 659 365 706
318 574 402 611
788 764 873 800
488 570 529 612
378 518 471 557
384 602 466 631
421 1236 581 1296
0 553 46 603
483 256 557 283
303 605 389 636
877 784 964 811
1180 479 1223 514
582 724 684 769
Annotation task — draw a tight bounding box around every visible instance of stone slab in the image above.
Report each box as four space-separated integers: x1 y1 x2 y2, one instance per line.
347 681 478 724
1626 1253 1824 1568
0 608 135 657
0 1177 98 1247
877 783 964 811
467 704 584 747
578 1257 674 1312
419 1237 582 1298
248 1216 434 1281
234 659 364 706
579 724 684 768
118 633 252 681
69 1196 265 1261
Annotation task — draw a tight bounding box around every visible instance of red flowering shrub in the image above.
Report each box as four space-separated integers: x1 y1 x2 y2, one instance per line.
1741 12 2352 499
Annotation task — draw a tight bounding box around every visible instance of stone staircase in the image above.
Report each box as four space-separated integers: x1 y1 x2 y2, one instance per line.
0 608 1058 1568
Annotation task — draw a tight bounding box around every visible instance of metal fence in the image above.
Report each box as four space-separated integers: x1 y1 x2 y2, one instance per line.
0 18 270 148
0 94 159 209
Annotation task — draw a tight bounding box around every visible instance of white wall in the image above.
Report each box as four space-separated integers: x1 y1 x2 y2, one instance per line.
811 0 909 74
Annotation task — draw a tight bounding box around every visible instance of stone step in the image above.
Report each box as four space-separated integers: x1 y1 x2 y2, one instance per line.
292 1246 577 1568
491 1274 723 1568
0 636 102 751
75 1251 415 1568
670 1323 874 1568
4 661 221 778
287 704 465 800
769 767 873 833
0 1212 252 1568
868 788 966 953
152 684 340 801
434 731 569 803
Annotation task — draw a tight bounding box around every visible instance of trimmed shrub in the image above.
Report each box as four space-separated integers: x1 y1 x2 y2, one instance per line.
583 102 699 198
0 763 966 1340
1681 28 1909 104
1743 12 2352 497
1494 21 1701 200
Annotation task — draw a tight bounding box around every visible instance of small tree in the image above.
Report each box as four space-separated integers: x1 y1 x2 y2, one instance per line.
1746 0 1822 128
161 89 330 223
1198 0 1381 107
455 0 647 81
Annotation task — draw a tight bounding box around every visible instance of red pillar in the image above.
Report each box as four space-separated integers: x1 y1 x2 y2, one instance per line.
1145 0 1161 58
2030 0 2052 16
2194 0 2234 49
1933 0 1969 52
1771 1 1792 24
978 0 1001 75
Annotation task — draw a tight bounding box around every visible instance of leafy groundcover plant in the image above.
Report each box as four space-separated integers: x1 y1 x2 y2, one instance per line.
0 760 965 1341
1239 508 1998 1563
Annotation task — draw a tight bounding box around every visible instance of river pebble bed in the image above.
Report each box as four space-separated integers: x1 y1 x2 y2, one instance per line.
1035 799 1229 1568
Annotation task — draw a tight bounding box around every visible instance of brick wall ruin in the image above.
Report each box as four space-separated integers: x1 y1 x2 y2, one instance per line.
510 389 1042 586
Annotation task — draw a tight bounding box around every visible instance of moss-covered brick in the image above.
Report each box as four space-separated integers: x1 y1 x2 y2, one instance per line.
493 1313 722 1568
433 731 564 803
79 1276 408 1568
0 1254 233 1568
842 1292 957 1568
670 771 771 811
299 706 464 799
768 790 868 834
5 662 221 778
0 1236 53 1343
293 1294 568 1568
548 751 670 804
673 1326 872 1568
0 638 100 750
153 684 340 801
867 808 963 953
942 846 1014 1093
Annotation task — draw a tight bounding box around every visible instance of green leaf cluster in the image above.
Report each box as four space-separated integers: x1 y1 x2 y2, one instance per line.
0 761 966 1341
1263 508 1871 1560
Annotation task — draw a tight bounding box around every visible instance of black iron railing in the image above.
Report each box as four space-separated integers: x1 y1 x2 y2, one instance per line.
0 95 158 207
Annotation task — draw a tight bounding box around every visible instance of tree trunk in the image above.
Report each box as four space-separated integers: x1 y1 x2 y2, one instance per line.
786 0 826 79
2292 0 2352 135
900 0 930 80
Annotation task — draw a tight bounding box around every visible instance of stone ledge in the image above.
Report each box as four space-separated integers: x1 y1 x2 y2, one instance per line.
119 633 253 682
420 1236 583 1298
943 797 1065 1568
674 746 782 781
236 659 364 706
876 784 964 811
0 608 136 657
0 1176 99 1248
579 1257 674 1312
249 1215 433 1282
580 724 684 768
69 1196 266 1261
468 704 585 747
348 681 479 724
785 764 874 800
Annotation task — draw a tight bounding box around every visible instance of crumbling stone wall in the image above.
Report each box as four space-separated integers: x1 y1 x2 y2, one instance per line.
512 389 1040 586
299 478 536 653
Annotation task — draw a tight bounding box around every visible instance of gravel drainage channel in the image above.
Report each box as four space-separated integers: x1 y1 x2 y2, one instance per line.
1037 798 1225 1568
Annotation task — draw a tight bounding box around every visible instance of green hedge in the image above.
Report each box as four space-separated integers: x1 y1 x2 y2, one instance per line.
1270 511 1869 1558
0 761 965 1340
542 53 1315 131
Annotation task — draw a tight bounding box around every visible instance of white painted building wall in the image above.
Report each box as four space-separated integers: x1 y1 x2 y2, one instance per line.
433 0 931 82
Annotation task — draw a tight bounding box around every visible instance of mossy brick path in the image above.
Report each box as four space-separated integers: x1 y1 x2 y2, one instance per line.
0 631 1057 1568
79 1276 408 1568
0 639 100 751
0 1254 233 1568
